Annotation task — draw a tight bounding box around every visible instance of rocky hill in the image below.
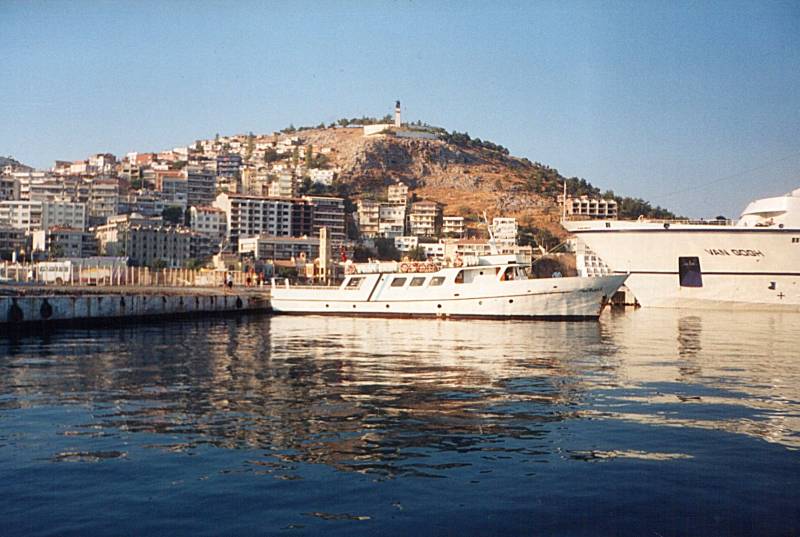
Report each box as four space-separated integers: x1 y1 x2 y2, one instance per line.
292 125 674 244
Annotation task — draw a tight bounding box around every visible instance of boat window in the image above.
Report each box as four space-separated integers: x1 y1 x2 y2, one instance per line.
429 276 445 286
500 267 515 281
454 270 465 284
346 277 364 289
678 257 703 287
390 277 407 287
410 277 426 287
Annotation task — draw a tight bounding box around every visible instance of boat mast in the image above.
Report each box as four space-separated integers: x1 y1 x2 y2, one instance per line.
483 210 499 255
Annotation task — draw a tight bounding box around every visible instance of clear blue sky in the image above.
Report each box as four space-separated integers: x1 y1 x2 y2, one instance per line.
2 0 798 217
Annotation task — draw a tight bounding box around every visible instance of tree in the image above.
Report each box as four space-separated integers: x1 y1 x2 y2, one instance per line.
264 148 281 163
374 238 401 261
305 144 313 168
162 206 183 225
408 247 427 261
150 258 168 270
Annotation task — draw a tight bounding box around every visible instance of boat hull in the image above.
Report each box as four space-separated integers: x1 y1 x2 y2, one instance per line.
271 274 627 320
564 222 800 311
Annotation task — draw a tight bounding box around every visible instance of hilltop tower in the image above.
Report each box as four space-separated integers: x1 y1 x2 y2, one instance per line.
394 100 401 127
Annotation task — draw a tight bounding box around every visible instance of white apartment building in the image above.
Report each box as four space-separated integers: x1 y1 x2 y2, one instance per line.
394 235 419 253
563 195 618 219
357 200 380 237
408 201 442 237
0 200 86 232
309 168 335 185
442 216 465 237
212 192 313 248
267 173 295 198
157 174 188 209
190 206 227 246
87 180 120 222
388 182 409 205
378 203 406 237
491 217 518 246
238 235 320 261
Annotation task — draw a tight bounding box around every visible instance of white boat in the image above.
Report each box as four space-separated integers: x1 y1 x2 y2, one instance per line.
270 254 627 320
563 187 800 311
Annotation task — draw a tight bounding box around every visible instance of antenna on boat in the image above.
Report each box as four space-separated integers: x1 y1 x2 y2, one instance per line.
483 210 499 255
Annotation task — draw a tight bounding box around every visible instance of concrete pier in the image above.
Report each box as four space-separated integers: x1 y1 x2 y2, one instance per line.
0 286 271 327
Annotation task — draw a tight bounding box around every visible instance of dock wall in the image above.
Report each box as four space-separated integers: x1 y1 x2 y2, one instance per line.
1 292 270 326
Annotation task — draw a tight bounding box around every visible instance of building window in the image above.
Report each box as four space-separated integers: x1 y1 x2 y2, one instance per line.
678 257 703 287
391 277 407 287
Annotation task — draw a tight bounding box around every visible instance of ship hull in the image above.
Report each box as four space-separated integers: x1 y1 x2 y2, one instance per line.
564 222 800 311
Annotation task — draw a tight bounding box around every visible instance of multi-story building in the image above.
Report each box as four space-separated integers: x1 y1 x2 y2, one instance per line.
238 234 320 261
491 217 518 247
0 200 86 231
442 216 465 237
116 225 193 268
87 180 120 224
189 206 227 247
408 200 442 237
186 165 216 207
378 203 406 237
155 171 188 209
303 196 346 243
562 195 618 219
0 226 26 257
32 227 98 258
356 200 380 237
216 154 242 180
308 168 335 185
119 190 167 217
95 213 193 267
212 192 313 249
388 182 409 205
267 173 295 198
394 235 419 253
0 175 20 201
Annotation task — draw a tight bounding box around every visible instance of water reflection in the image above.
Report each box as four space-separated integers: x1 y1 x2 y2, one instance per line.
1 309 799 483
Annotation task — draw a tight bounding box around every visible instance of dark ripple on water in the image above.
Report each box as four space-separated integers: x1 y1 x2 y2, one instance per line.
0 310 799 535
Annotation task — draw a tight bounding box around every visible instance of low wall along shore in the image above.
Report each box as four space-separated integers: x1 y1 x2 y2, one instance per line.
1 290 270 326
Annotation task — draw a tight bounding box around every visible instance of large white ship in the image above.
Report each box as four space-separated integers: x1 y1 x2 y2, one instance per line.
271 254 627 320
563 187 800 311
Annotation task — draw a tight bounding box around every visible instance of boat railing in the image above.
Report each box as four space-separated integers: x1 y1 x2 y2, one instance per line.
561 215 737 226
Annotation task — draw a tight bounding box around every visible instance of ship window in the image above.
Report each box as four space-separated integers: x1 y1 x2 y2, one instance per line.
391 277 407 287
429 277 445 286
455 270 465 284
678 257 703 287
346 277 363 289
410 277 426 287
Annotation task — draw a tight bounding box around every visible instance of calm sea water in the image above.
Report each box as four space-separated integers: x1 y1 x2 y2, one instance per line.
1 309 799 536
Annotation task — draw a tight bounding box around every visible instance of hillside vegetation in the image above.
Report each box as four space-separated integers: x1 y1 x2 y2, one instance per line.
290 121 676 244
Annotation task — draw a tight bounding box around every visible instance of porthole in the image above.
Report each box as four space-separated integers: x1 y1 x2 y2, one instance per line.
385 304 390 308
509 299 514 304
437 304 442 309
325 304 329 308
478 301 482 306
352 304 356 308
